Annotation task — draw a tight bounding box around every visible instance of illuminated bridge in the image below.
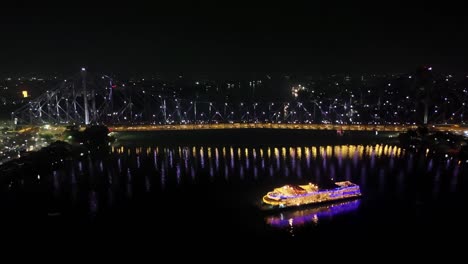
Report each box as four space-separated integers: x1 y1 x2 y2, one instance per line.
11 69 468 134
12 69 330 126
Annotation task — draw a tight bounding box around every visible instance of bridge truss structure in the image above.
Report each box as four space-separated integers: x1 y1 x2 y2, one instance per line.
12 69 328 126
12 69 467 126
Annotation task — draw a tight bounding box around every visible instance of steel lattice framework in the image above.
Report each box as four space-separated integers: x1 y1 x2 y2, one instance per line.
12 70 467 126
12 70 328 126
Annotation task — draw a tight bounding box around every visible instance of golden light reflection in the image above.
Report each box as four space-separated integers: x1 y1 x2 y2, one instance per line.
358 145 364 159
112 144 404 171
311 146 317 159
326 146 332 157
289 147 295 159
349 145 356 158
365 145 372 156
334 146 340 158
377 145 383 157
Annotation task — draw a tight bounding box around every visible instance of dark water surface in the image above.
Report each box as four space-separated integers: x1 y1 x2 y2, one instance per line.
2 134 468 249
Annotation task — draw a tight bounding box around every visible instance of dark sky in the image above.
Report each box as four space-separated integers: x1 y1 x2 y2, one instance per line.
1 2 468 77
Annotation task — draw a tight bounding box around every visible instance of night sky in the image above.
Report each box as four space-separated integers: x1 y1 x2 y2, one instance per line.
1 2 468 77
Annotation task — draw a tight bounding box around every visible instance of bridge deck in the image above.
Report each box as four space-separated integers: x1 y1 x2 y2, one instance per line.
107 123 467 133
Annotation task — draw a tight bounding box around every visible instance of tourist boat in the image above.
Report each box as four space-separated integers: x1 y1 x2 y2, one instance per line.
262 181 361 209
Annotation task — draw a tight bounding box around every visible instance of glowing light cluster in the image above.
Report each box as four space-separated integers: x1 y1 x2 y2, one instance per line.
262 181 361 208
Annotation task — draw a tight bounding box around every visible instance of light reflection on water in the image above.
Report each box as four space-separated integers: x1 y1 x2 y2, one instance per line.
265 199 361 229
120 144 410 190
126 144 443 189
9 143 465 237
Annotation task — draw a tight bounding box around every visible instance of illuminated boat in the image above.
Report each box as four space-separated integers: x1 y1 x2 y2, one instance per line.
262 181 361 209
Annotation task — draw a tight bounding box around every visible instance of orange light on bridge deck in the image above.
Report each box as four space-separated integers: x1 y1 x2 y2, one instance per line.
22 90 28 98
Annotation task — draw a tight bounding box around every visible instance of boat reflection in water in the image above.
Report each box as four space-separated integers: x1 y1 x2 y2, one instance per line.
265 199 361 228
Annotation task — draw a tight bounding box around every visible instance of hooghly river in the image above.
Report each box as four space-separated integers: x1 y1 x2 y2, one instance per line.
2 132 467 247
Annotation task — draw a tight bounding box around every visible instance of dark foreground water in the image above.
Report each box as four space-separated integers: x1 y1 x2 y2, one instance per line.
1 133 468 250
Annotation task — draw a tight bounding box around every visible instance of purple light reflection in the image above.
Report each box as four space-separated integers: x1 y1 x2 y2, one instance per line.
266 199 361 228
